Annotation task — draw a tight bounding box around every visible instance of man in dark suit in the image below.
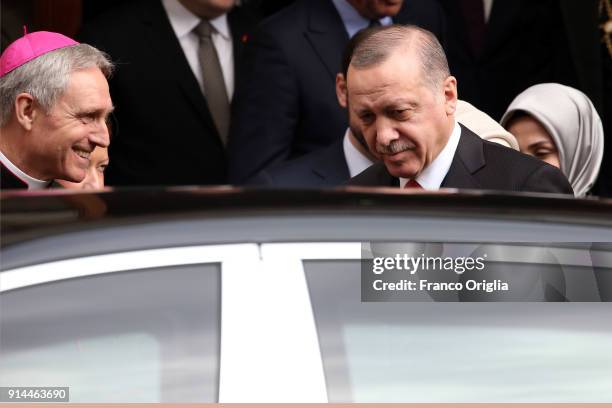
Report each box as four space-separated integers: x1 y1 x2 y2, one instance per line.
80 0 255 186
228 0 446 183
346 25 573 195
249 26 377 188
250 128 379 187
438 0 580 122
558 0 612 196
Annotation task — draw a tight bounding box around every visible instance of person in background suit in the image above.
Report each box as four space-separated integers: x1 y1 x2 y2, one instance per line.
438 0 579 122
228 0 446 183
346 25 572 195
561 0 612 196
80 0 256 186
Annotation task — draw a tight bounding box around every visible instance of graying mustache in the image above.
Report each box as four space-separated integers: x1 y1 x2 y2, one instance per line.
377 140 414 155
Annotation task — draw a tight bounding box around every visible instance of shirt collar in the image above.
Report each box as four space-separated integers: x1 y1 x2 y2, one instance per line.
162 0 231 40
209 14 231 40
0 149 51 190
400 120 461 190
331 0 393 38
343 128 374 177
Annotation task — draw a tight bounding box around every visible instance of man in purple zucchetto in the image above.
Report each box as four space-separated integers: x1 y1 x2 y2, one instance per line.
0 31 114 190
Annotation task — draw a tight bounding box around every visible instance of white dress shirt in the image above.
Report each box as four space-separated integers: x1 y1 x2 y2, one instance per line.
483 0 494 23
0 150 50 190
162 0 235 99
399 120 461 190
342 129 374 177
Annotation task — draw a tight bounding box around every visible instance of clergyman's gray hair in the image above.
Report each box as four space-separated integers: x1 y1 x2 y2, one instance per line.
349 25 450 92
0 44 114 127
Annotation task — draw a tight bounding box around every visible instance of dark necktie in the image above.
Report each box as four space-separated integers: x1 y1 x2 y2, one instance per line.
368 19 381 28
195 20 230 145
459 0 486 57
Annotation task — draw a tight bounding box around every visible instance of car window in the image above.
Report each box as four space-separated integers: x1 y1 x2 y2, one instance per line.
0 264 220 403
302 241 612 402
2 190 612 403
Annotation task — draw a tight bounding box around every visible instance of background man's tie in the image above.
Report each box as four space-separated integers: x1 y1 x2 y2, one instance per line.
195 20 230 145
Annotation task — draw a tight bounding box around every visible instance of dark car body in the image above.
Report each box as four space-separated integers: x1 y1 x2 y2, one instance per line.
1 188 611 403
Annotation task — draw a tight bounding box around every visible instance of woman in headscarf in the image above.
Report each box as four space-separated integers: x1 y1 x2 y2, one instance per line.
500 83 604 197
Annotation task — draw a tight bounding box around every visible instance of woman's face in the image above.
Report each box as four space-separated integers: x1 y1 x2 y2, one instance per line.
56 146 109 190
507 115 560 169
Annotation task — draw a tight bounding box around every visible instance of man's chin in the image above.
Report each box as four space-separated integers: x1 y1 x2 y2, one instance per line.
373 4 403 18
383 158 421 180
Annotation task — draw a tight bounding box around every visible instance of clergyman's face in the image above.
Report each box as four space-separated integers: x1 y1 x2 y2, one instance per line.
346 50 456 179
28 67 113 182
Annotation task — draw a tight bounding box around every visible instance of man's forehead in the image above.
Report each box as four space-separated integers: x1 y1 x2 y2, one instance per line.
60 69 113 110
351 95 420 111
347 70 421 102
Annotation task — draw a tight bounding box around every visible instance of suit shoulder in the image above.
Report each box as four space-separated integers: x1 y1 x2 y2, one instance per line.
480 140 573 194
348 162 388 186
259 148 324 183
246 156 315 187
256 0 309 34
523 159 574 195
252 142 348 188
481 139 549 171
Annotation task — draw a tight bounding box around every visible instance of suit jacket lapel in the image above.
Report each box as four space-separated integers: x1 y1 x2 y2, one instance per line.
141 0 220 139
311 140 350 183
304 0 349 79
228 6 253 91
441 125 485 189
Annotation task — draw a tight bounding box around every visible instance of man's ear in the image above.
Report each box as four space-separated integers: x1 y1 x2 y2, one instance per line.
14 93 37 131
335 73 348 108
443 76 458 116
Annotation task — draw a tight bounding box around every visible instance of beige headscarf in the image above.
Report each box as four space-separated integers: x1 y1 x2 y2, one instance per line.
456 100 519 150
501 83 604 197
